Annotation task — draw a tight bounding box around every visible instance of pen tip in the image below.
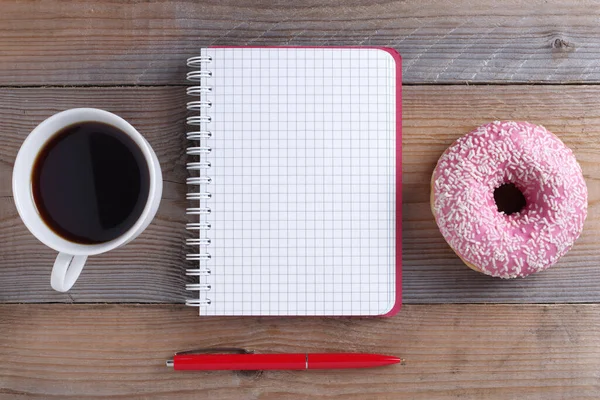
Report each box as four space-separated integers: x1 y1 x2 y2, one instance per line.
166 360 174 368
380 355 403 365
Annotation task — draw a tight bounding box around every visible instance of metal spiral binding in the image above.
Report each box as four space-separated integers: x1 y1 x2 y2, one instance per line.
185 53 213 307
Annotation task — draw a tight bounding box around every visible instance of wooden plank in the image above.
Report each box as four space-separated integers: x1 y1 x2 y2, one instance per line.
0 87 191 303
3 85 600 303
0 304 598 399
402 84 600 303
1 0 600 85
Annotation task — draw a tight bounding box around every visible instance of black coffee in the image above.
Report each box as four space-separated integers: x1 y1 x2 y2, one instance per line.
32 122 150 244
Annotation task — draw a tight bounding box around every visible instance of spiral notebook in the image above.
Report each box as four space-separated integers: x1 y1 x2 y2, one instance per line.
185 47 401 316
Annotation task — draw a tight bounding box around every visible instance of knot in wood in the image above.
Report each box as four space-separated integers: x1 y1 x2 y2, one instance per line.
552 38 571 50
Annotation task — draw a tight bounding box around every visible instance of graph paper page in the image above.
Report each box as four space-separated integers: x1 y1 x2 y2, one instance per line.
202 47 397 316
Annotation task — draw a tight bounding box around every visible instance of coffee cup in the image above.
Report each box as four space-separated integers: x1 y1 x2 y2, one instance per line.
12 108 162 292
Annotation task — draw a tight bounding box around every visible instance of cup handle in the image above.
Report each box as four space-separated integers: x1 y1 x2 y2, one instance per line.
51 253 87 292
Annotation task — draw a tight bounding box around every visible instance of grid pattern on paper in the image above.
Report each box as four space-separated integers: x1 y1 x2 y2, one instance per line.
201 47 396 316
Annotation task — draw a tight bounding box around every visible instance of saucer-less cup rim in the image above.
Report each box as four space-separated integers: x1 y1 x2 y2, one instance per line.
12 108 162 291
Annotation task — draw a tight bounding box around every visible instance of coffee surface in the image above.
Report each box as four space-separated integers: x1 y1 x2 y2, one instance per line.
32 122 150 244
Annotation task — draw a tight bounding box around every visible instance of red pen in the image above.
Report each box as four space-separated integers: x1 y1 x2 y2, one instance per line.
166 349 402 371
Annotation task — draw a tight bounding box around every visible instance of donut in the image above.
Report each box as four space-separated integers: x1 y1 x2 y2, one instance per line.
431 121 587 278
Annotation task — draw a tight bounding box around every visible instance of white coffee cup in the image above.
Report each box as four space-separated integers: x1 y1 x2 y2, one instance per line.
12 108 163 292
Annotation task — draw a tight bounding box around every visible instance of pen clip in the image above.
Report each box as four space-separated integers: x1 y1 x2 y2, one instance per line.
174 347 254 356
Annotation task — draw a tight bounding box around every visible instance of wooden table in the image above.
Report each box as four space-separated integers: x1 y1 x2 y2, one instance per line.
2 1 600 398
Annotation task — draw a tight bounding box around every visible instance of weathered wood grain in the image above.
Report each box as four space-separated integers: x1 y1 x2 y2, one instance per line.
1 0 600 84
0 87 191 303
402 85 600 303
0 304 598 399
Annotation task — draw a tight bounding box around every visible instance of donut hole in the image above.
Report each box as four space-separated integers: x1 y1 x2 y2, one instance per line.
494 183 526 215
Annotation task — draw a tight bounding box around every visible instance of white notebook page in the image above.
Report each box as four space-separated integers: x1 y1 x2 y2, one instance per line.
201 47 396 316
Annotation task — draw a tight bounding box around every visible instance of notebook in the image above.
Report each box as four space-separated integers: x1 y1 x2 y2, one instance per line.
185 47 401 316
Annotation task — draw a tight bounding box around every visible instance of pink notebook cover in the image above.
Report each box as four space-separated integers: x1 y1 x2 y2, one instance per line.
186 47 401 316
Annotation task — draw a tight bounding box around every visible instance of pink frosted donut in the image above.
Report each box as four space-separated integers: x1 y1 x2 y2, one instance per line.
431 121 587 278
